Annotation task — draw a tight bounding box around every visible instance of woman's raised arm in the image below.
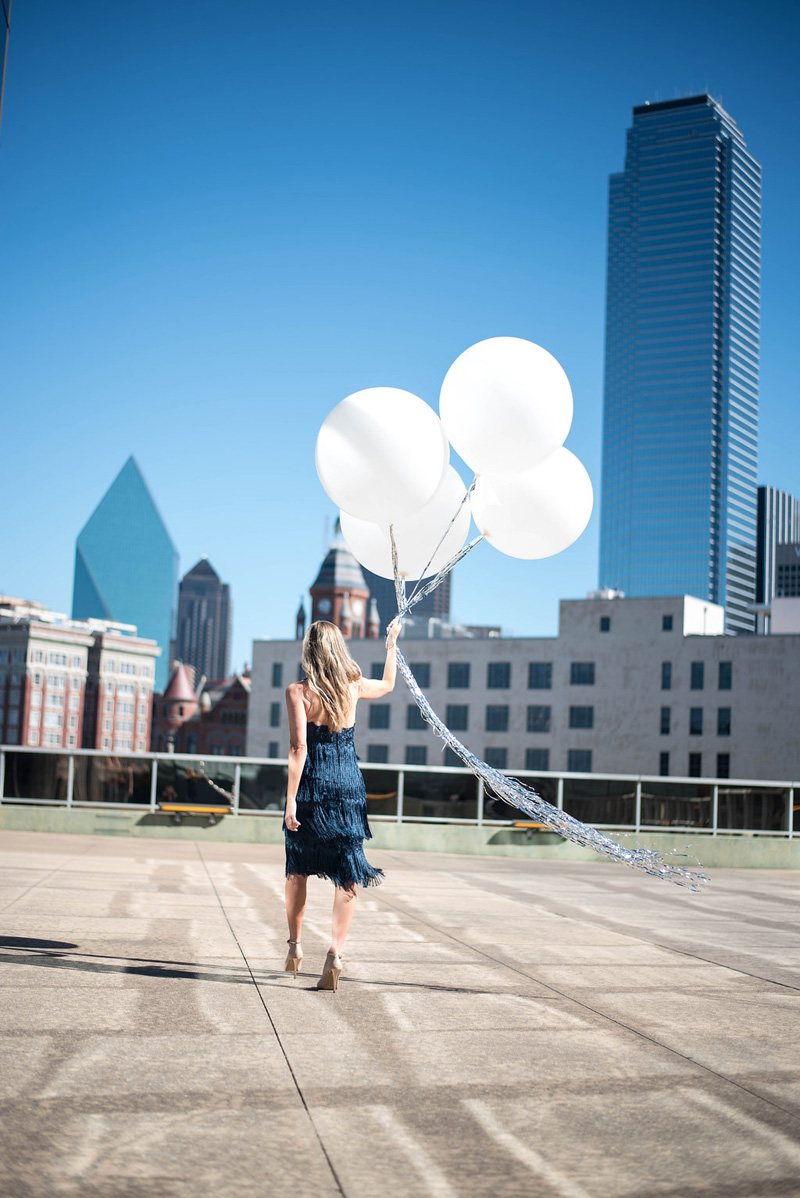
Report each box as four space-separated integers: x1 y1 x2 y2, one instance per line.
359 619 401 700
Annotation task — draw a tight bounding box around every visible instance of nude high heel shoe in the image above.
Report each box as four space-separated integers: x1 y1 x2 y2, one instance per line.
316 950 342 992
284 940 303 978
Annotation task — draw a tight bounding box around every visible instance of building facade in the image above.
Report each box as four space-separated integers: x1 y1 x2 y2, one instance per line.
363 569 451 633
175 558 232 684
151 662 249 756
72 456 178 688
249 595 800 781
599 96 761 633
756 486 800 605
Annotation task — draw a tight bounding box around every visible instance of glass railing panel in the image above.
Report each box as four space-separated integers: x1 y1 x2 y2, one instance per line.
238 762 287 812
717 786 789 832
73 755 152 805
639 782 714 828
360 768 400 819
483 775 559 822
402 769 478 821
563 778 636 826
155 757 236 811
2 752 70 802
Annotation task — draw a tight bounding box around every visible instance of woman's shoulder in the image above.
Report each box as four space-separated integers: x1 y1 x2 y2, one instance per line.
286 680 309 705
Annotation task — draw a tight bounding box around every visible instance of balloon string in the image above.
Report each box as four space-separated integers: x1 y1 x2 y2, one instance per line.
390 526 484 619
404 476 478 606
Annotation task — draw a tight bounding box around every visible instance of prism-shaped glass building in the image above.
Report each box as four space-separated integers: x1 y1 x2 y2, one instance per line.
72 457 178 688
598 96 761 632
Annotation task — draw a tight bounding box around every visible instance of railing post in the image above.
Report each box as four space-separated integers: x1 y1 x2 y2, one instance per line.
396 769 404 824
788 786 794 839
635 780 642 835
150 759 158 813
476 777 484 827
712 784 719 837
66 755 74 808
233 763 241 816
556 776 564 810
0 748 5 803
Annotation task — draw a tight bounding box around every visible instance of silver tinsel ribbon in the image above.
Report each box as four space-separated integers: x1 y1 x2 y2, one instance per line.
389 522 708 893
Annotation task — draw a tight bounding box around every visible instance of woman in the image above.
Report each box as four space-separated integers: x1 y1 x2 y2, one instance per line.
283 617 401 991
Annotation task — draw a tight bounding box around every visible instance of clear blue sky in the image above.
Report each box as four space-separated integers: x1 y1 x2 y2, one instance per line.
2 0 798 672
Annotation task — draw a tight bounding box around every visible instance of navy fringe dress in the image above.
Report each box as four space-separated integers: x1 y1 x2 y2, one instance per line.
284 722 384 889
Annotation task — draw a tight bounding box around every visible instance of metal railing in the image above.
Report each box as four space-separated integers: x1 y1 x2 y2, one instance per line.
0 744 796 837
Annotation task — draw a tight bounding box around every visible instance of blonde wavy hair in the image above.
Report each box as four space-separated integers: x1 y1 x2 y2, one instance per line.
302 621 363 732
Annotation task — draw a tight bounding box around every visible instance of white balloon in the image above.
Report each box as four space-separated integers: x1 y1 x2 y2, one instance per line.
316 387 449 523
340 467 471 580
471 448 593 559
439 337 573 474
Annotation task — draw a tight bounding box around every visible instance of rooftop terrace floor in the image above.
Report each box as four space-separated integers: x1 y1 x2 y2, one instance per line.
1 831 799 1197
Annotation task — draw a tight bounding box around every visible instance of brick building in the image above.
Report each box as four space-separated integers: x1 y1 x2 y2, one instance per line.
152 663 250 755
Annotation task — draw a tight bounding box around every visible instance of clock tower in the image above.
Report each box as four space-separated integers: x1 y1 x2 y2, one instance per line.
309 520 373 638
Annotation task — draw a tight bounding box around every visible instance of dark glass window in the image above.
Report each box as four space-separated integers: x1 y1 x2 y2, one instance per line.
660 707 671 735
569 706 593 729
528 663 552 690
487 662 511 689
716 753 730 779
448 663 470 689
525 748 549 771
297 663 305 682
444 748 462 769
691 662 704 690
570 662 595 685
485 705 509 732
369 704 390 730
269 702 281 728
567 749 592 773
445 704 468 731
409 663 430 688
717 708 731 737
367 744 388 763
485 747 507 769
526 705 551 733
718 662 732 690
271 662 283 688
688 753 702 778
370 662 384 680
406 705 427 731
661 662 672 691
405 745 427 766
268 741 279 758
659 751 670 776
662 614 673 631
689 707 703 735
599 616 610 632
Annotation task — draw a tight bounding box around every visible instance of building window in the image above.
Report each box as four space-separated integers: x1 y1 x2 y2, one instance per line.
272 662 283 687
570 662 595 686
567 749 592 773
445 704 469 731
406 745 427 766
33 650 43 663
28 730 39 746
661 662 672 691
69 694 80 711
718 662 732 690
33 673 42 686
49 652 67 666
141 665 150 678
525 748 549 771
528 663 552 690
526 705 551 733
689 708 703 736
485 705 509 732
369 704 390 730
599 616 610 632
690 662 704 690
716 753 730 779
47 675 65 689
485 747 507 769
448 663 470 689
102 737 110 749
662 614 673 631
487 662 511 689
406 705 427 731
30 692 41 708
43 713 62 729
370 663 384 680
268 741 279 758
659 751 669 777
688 753 702 778
569 706 594 730
103 718 112 732
409 663 431 687
444 748 462 769
120 663 137 675
717 708 731 736
367 744 388 763
660 707 671 735
270 702 281 728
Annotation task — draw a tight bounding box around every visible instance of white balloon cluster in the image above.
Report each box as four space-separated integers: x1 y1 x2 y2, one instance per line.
315 336 593 581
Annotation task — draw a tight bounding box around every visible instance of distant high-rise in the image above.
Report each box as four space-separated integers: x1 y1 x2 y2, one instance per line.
72 457 178 689
362 570 451 634
176 558 232 683
598 95 761 633
756 486 800 605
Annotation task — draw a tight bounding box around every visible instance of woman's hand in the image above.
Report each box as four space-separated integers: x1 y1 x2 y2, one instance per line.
284 804 301 833
386 618 401 648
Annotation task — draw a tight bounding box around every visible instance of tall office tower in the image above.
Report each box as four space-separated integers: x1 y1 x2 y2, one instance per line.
176 558 232 683
362 570 451 633
72 456 178 689
598 95 761 633
756 486 800 604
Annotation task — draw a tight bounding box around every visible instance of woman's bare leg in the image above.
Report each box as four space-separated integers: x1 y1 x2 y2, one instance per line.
285 874 308 943
330 884 357 955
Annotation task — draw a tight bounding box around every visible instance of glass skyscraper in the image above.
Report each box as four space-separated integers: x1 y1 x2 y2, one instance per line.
176 558 232 683
72 457 178 689
598 95 761 633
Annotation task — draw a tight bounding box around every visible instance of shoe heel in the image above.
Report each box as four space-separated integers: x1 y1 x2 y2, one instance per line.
316 954 342 991
284 941 303 978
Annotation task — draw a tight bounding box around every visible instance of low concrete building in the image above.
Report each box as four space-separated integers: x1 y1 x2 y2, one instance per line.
248 594 800 780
